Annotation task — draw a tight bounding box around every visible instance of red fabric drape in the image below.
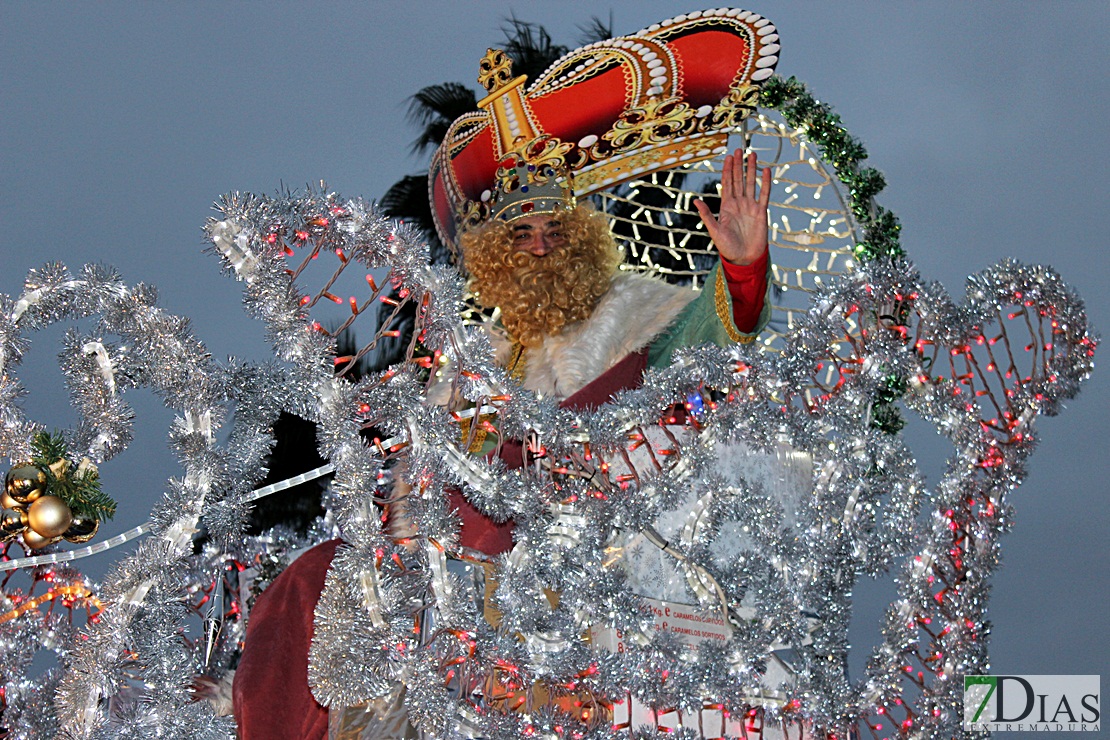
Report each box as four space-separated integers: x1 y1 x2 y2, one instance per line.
233 539 340 739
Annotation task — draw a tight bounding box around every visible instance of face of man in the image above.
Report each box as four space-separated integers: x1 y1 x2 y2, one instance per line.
460 205 622 348
510 215 567 257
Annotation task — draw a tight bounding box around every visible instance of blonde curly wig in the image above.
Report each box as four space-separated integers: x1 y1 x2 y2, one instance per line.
460 205 622 348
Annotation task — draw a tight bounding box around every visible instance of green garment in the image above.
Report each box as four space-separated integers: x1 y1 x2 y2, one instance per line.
646 259 773 369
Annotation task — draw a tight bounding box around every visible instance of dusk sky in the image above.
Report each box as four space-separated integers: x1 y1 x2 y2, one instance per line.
1 2 1106 728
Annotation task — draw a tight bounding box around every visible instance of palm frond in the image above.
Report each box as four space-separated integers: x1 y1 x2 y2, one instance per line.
411 120 456 156
499 17 569 81
380 174 432 224
407 82 477 125
578 14 614 46
406 82 478 154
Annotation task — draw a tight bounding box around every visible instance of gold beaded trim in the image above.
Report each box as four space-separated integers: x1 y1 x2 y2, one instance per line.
458 415 490 454
714 267 755 344
506 341 528 382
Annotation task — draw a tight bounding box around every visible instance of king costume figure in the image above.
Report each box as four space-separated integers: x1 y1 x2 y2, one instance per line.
233 11 783 738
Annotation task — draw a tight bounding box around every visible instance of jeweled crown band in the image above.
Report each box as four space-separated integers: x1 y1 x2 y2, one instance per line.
484 160 576 224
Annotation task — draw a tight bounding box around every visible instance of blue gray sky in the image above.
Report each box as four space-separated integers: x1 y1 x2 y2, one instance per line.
1 1 1106 721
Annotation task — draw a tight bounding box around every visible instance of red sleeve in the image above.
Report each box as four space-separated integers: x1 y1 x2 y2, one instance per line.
720 249 769 334
233 539 340 740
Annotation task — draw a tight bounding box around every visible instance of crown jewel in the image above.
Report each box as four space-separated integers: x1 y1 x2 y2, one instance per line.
485 155 576 223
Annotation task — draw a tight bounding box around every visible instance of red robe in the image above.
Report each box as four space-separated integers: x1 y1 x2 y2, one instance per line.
232 257 766 738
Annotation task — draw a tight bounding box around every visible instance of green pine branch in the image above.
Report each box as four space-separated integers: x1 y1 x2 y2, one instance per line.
761 75 905 262
29 430 69 468
27 431 118 521
49 469 116 521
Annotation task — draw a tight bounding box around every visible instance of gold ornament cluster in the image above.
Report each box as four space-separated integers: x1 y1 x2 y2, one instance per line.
3 457 100 550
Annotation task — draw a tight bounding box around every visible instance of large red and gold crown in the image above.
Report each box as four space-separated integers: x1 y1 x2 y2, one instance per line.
429 8 780 248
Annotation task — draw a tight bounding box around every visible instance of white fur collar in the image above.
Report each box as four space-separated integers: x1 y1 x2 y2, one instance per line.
491 272 694 400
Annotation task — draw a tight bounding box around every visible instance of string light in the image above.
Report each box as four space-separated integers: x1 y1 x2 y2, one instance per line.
0 72 1095 740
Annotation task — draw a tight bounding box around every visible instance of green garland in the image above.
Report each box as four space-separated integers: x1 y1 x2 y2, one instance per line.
29 431 117 521
761 76 908 434
760 75 905 262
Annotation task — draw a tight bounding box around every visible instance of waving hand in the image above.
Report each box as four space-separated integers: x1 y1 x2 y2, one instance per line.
694 149 771 266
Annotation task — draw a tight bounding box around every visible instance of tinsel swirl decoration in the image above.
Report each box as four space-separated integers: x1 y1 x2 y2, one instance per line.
0 544 102 739
0 56 1092 740
0 262 275 738
202 145 1094 740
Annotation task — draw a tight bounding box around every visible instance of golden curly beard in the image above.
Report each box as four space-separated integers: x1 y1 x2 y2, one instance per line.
460 206 622 348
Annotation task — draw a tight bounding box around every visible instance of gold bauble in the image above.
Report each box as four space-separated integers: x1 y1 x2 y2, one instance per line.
26 495 73 538
0 508 25 542
21 528 62 550
5 464 46 504
63 517 99 544
1 491 23 511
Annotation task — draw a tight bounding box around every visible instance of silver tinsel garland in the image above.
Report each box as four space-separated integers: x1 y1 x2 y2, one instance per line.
0 107 1097 740
0 261 300 737
198 183 1091 739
